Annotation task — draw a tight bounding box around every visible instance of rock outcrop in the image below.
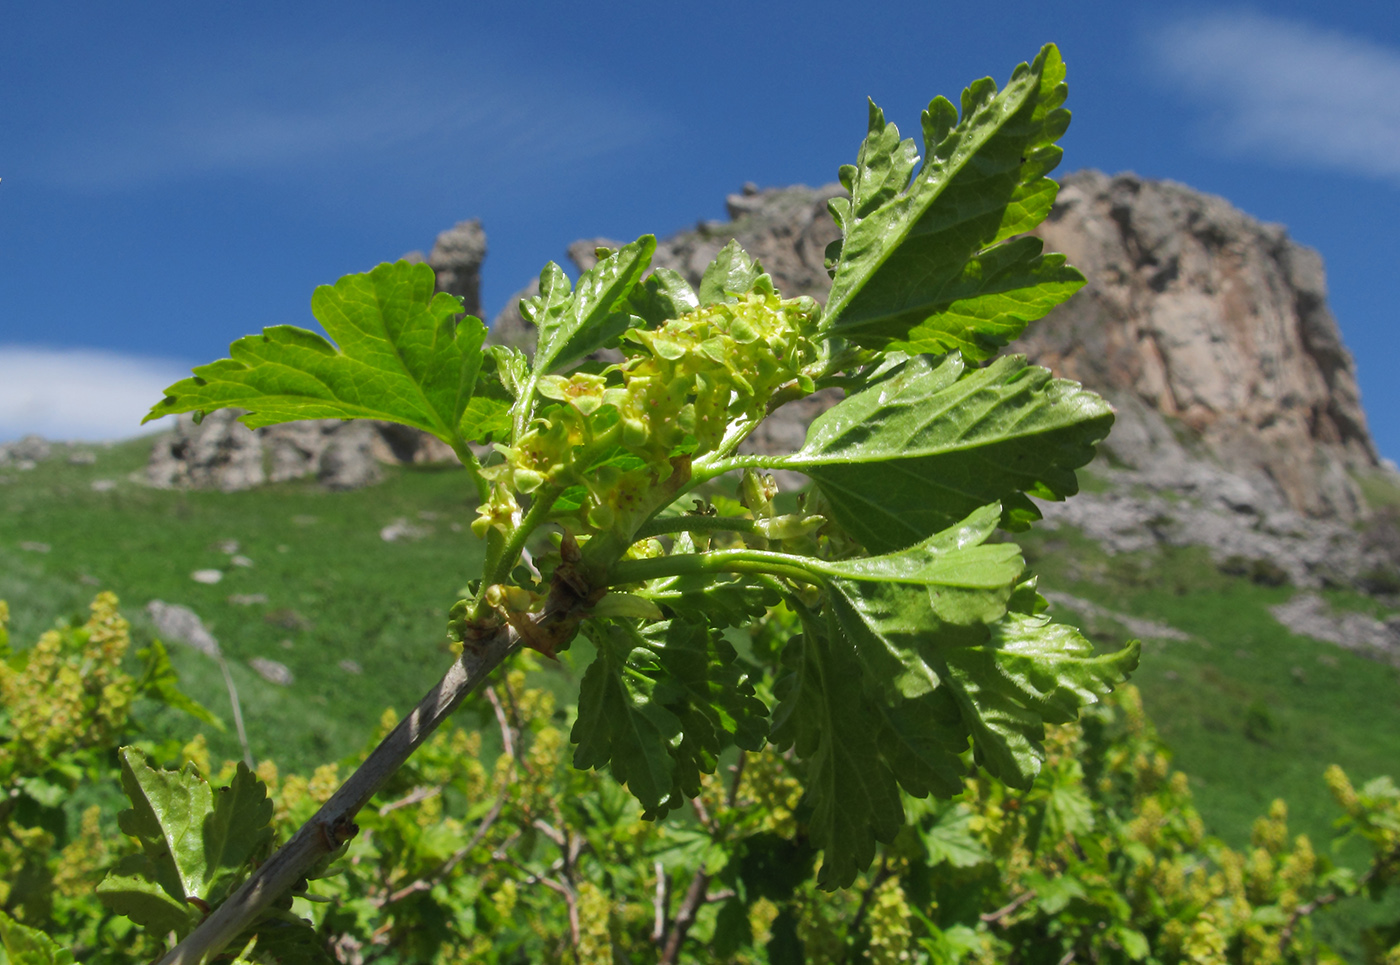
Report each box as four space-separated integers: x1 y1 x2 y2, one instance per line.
149 173 1394 582
1022 171 1377 523
485 173 1398 589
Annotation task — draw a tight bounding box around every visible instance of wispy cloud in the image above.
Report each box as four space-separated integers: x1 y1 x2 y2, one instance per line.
0 347 190 443
33 39 668 191
1148 11 1400 183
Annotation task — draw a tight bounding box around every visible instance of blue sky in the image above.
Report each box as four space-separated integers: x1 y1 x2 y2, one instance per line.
2 1 1398 460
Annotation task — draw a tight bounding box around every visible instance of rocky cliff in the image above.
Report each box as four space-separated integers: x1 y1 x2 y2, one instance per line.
495 174 1381 524
147 172 1399 591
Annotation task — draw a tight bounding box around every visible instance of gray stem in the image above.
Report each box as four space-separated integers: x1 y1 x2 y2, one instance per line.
156 624 522 965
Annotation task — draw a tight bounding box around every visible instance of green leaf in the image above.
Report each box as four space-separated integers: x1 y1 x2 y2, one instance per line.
922 806 991 868
818 504 1024 698
571 623 680 811
571 620 768 815
887 238 1085 362
942 615 1140 787
770 610 903 889
144 261 490 453
114 746 213 904
628 267 700 325
0 909 78 965
640 572 780 628
767 509 1135 882
698 240 770 306
822 44 1079 352
96 854 200 938
203 762 275 898
764 353 1112 551
136 640 224 730
527 236 655 375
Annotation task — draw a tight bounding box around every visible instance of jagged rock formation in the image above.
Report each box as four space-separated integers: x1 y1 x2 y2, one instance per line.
1023 171 1377 523
146 411 461 492
401 218 488 317
487 173 1398 591
148 174 1398 593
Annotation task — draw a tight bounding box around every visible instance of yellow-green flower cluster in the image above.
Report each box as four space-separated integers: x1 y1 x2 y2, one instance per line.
482 290 819 537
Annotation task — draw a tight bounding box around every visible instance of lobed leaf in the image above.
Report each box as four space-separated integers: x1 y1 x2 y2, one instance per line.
571 620 768 815
95 855 200 938
526 236 656 376
769 611 903 889
822 44 1079 355
764 353 1112 551
203 762 275 899
144 261 491 453
0 909 79 965
770 511 1136 885
942 613 1140 787
114 746 213 905
698 240 770 307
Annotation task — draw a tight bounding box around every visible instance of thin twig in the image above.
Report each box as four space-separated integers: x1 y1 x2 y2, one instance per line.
691 794 715 833
726 751 747 809
213 650 253 768
378 792 508 907
156 621 526 964
377 786 439 816
980 889 1037 926
485 686 516 762
660 868 709 964
495 852 580 949
652 861 668 943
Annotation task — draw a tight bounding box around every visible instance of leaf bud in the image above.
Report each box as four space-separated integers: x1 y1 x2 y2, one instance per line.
754 514 827 541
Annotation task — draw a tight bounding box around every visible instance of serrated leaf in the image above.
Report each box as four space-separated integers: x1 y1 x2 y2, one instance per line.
922 806 991 868
770 612 903 889
887 238 1085 361
204 762 275 888
145 261 490 452
942 615 1140 787
528 236 655 375
136 640 224 730
571 623 680 810
571 620 768 814
818 504 1024 698
698 240 769 306
115 746 213 904
628 267 700 325
96 854 200 938
762 353 1111 551
0 909 78 965
823 44 1078 351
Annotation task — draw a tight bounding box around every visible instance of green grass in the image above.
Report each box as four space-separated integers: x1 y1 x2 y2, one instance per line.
1019 526 1400 957
1355 466 1400 512
7 438 1399 952
0 435 487 771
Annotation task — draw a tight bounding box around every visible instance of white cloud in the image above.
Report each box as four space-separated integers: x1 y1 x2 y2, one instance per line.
1149 11 1400 182
0 347 191 443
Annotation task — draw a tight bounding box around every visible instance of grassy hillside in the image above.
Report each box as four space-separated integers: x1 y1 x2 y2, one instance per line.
4 435 1399 949
0 435 489 769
